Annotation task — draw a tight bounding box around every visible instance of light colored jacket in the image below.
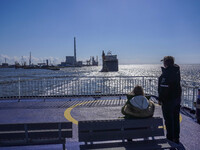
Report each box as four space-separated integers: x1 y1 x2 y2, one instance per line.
130 95 149 109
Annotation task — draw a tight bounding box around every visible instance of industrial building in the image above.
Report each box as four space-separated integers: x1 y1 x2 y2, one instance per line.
59 37 98 67
60 37 77 67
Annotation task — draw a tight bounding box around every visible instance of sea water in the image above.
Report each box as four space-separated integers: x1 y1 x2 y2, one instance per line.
0 64 200 82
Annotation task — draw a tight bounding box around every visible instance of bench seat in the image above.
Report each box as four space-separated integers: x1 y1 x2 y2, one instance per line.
0 122 72 150
78 117 179 150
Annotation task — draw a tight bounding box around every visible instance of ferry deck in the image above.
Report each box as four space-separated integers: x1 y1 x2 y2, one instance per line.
0 96 199 150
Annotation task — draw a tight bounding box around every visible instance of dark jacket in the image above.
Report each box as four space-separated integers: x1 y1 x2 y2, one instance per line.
158 64 182 102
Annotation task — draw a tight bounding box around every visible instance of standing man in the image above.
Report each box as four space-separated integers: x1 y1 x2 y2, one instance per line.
158 56 182 144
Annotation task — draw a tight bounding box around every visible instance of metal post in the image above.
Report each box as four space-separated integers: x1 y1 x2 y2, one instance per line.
82 79 84 95
87 79 89 95
95 77 96 95
73 79 75 95
191 87 195 110
56 79 58 97
192 87 198 110
181 86 184 106
43 78 46 102
53 78 55 96
109 80 111 95
149 79 152 95
18 77 21 102
103 77 105 95
142 77 145 88
78 78 80 96
24 124 28 143
67 79 68 96
121 77 123 94
116 77 118 95
187 87 190 107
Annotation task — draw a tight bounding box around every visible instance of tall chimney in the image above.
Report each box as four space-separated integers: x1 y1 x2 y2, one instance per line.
29 52 31 66
46 59 49 66
74 37 76 65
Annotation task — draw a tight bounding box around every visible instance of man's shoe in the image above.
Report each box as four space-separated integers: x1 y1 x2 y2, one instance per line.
173 139 180 144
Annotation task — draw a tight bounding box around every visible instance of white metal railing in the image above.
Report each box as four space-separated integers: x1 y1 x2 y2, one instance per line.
181 84 199 110
0 76 199 110
0 76 157 97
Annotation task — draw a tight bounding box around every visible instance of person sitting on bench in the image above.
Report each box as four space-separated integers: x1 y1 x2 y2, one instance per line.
121 85 155 118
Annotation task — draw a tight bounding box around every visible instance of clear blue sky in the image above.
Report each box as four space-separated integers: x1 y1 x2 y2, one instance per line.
0 0 200 64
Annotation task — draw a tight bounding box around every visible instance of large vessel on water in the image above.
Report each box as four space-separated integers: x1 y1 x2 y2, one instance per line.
101 51 118 72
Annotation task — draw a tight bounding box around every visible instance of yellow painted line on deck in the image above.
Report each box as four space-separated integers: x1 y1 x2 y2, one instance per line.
180 114 182 122
64 100 99 125
64 100 182 127
155 103 182 129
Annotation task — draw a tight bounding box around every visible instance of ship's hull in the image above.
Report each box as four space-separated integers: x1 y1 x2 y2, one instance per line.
101 60 118 72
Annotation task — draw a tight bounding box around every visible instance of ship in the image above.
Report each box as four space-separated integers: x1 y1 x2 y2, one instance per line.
101 50 118 72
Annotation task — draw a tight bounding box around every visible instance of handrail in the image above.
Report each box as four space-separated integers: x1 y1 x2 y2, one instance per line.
0 76 199 110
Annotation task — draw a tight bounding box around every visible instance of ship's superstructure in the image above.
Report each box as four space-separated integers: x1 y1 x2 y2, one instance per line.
101 51 118 72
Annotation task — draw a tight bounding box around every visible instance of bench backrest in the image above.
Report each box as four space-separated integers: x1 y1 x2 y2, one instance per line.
0 122 72 142
79 117 164 143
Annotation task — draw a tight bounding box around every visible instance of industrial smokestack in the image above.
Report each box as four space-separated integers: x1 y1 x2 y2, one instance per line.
74 37 76 64
29 52 31 66
46 59 49 66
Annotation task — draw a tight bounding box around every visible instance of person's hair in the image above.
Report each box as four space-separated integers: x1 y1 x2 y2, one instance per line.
133 85 144 96
162 56 174 67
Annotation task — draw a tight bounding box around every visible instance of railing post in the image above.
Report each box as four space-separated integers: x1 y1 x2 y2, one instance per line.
53 78 54 96
18 77 21 102
67 78 69 96
191 87 195 110
43 78 46 102
103 77 105 95
95 77 96 95
120 76 122 95
142 76 144 88
78 78 80 96
192 86 199 110
149 79 152 95
181 85 185 106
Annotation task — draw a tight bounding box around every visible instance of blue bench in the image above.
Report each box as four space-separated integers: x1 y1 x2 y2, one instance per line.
0 122 72 150
78 117 179 149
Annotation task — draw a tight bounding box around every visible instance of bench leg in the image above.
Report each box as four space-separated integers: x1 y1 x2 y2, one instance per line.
63 143 65 150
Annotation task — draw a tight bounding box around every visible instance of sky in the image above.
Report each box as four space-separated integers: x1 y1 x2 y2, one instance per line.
0 0 200 65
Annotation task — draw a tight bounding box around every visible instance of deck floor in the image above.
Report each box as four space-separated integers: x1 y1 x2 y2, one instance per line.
0 96 199 150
